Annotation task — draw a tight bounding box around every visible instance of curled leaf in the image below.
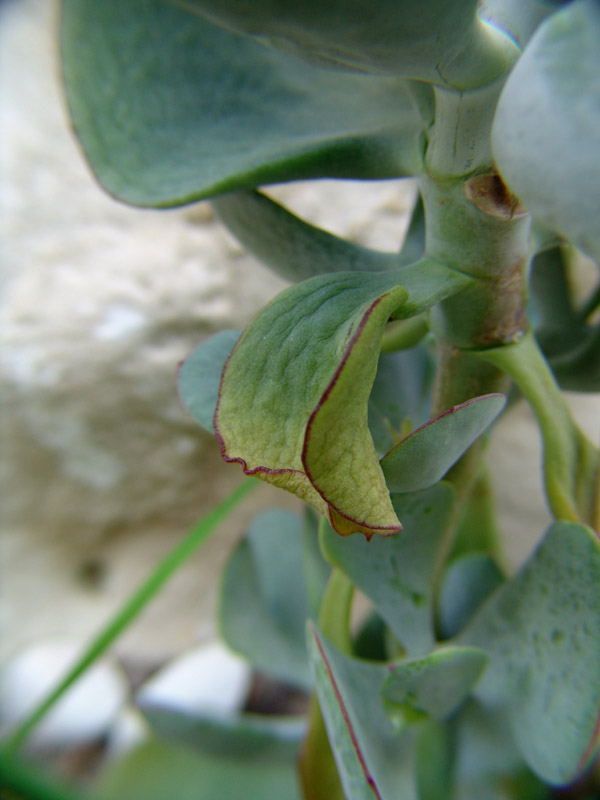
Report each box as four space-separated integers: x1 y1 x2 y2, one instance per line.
215 265 471 537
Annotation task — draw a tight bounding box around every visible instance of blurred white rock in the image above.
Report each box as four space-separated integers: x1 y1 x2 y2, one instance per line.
0 641 128 750
136 641 252 718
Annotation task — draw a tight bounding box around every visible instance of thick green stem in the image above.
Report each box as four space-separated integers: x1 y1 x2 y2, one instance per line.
420 107 532 563
476 333 599 526
380 315 429 353
299 527 353 800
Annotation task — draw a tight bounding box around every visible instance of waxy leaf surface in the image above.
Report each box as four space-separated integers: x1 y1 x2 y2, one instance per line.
462 521 600 784
307 625 417 800
368 345 434 457
321 484 456 654
438 553 505 639
213 191 398 283
493 0 600 262
220 509 328 689
381 394 506 493
178 330 241 433
141 705 305 762
95 735 302 800
216 265 471 537
61 0 422 208
382 646 488 729
184 0 517 89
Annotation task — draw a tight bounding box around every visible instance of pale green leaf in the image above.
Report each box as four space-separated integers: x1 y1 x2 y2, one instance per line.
438 554 504 639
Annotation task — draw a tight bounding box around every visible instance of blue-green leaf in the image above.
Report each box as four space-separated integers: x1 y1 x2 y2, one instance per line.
220 509 328 689
381 394 506 493
61 0 422 208
307 624 417 800
95 737 302 800
213 190 398 282
321 484 457 655
368 345 435 457
438 554 505 639
493 0 600 262
382 646 488 728
178 330 240 433
183 0 518 89
462 520 600 785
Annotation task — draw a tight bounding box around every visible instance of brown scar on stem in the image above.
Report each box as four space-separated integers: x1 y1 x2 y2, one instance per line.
464 171 527 220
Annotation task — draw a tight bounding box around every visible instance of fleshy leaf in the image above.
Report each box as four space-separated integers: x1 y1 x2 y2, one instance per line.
219 509 328 689
178 330 240 433
307 624 417 800
492 0 600 262
183 0 518 89
321 484 457 655
368 345 434 457
61 0 422 208
216 265 472 538
382 646 488 728
381 394 506 493
95 737 302 800
141 705 305 761
213 190 398 282
437 554 505 639
462 520 600 785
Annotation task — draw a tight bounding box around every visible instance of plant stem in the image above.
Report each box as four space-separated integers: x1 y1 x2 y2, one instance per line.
299 531 353 800
380 315 429 353
476 333 599 526
2 479 258 755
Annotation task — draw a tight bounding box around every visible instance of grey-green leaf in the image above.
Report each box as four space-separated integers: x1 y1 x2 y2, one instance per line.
178 330 240 433
438 553 505 639
141 706 305 762
492 0 600 262
368 345 435 457
183 0 518 89
220 509 326 689
61 0 422 208
381 394 506 493
95 737 302 800
321 484 457 656
382 647 488 729
307 624 417 800
462 520 600 785
213 190 399 282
